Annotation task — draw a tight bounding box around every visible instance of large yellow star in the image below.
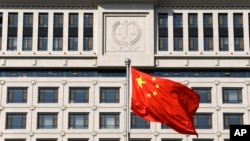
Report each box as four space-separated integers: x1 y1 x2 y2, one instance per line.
136 75 146 89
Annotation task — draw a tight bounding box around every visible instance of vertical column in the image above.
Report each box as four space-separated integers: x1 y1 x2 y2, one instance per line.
168 11 173 53
1 12 8 52
47 11 54 52
17 12 23 52
213 12 219 53
198 12 204 52
243 12 249 53
32 12 39 52
228 12 234 53
183 12 188 53
78 12 84 52
63 12 69 52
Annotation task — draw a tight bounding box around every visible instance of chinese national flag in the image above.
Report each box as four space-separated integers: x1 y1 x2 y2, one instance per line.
131 67 200 135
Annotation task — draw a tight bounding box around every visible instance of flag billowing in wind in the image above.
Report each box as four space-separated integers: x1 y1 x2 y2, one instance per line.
131 67 200 135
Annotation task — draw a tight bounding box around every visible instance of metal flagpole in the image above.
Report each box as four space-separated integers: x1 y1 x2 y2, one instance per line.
125 58 131 141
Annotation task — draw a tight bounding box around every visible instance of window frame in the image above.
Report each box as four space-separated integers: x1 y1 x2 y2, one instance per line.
68 37 78 51
203 13 213 28
53 36 63 51
234 37 244 51
188 37 198 51
173 13 183 28
69 87 89 103
194 113 213 129
188 13 198 28
223 113 243 129
219 37 229 51
7 87 28 103
37 113 58 129
22 36 33 51
159 37 168 51
54 13 63 28
38 37 48 51
6 113 27 129
23 13 33 28
223 88 242 103
100 87 120 103
38 87 58 103
131 113 150 129
39 13 48 27
7 36 17 51
68 112 89 129
99 113 120 129
8 13 18 27
192 87 212 103
174 37 183 51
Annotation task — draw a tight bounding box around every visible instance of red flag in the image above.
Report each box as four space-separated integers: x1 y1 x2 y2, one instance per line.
131 67 200 135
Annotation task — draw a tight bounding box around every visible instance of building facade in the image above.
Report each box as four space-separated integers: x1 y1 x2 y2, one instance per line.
0 0 250 141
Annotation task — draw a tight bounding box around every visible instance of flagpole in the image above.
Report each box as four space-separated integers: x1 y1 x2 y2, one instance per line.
125 58 131 141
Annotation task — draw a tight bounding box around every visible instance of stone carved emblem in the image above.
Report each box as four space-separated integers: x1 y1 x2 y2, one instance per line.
112 20 141 51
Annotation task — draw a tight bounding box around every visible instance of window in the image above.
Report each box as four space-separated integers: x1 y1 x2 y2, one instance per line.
100 87 120 103
69 13 78 28
0 13 2 27
219 37 228 51
189 37 198 51
8 13 18 27
84 13 93 28
39 13 48 27
68 37 78 51
99 139 120 141
99 138 120 141
223 113 243 129
37 139 57 141
223 88 242 103
7 37 17 51
5 139 26 141
131 113 150 129
38 37 48 51
38 87 58 103
192 88 211 103
204 37 213 51
159 37 168 51
188 14 197 28
68 139 89 141
174 37 183 51
7 87 27 103
194 113 212 129
100 113 119 129
130 139 151 141
22 37 32 51
173 14 182 28
158 14 168 28
0 37 2 50
218 14 228 28
162 139 182 141
23 13 33 27
69 113 89 129
161 124 169 129
6 113 26 129
38 113 58 129
54 13 63 27
69 87 89 103
193 139 213 141
234 37 244 51
234 13 243 28
83 37 93 51
53 37 63 51
203 13 213 28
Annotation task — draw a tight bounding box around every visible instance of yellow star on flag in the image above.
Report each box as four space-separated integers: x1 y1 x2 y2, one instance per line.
136 75 146 89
